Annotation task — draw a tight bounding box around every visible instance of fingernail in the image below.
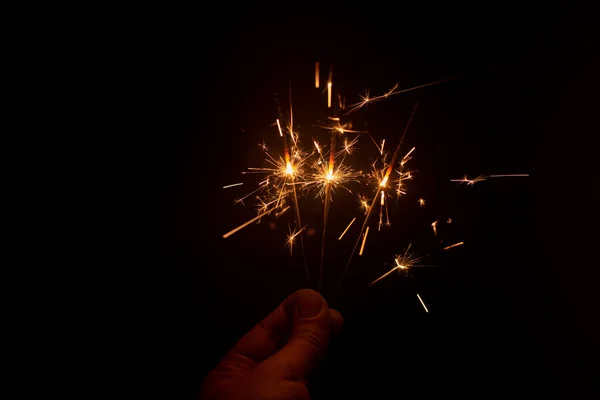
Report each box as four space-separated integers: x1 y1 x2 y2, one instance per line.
296 291 324 319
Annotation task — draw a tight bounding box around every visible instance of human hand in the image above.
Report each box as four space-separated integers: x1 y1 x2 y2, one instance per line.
200 289 344 399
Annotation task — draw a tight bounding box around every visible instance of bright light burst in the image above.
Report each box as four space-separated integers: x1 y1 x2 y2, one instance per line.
221 64 528 311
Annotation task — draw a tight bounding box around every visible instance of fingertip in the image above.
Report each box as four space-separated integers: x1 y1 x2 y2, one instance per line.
294 289 327 319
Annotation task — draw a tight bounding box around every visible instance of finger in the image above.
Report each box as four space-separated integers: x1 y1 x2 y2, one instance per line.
264 289 332 380
328 309 344 336
224 292 296 367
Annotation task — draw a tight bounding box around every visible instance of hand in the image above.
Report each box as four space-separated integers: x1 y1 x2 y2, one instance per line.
200 289 344 399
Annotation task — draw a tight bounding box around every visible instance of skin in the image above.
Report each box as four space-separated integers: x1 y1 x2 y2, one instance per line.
200 289 344 400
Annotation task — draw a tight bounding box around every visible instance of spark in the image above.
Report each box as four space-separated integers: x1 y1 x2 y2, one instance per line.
223 183 244 189
368 267 398 287
359 195 370 215
367 135 387 156
416 293 429 313
432 220 438 236
378 191 385 231
318 125 338 292
313 139 322 154
452 173 529 185
223 205 287 238
338 218 356 240
287 224 308 255
345 89 377 113
275 206 290 218
359 226 370 256
368 243 422 286
447 218 452 224
450 174 487 185
384 83 399 97
443 241 464 250
337 103 420 297
346 75 460 114
489 174 530 178
403 146 415 160
234 181 270 205
225 66 493 301
318 119 365 136
273 89 310 286
343 136 359 154
395 162 415 197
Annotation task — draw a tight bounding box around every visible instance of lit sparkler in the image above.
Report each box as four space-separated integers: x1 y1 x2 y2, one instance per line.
336 102 420 296
222 63 528 308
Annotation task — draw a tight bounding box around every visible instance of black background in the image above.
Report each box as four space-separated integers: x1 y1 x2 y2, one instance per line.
137 6 598 399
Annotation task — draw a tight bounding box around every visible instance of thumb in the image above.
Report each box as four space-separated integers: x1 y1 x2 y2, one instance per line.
264 289 332 381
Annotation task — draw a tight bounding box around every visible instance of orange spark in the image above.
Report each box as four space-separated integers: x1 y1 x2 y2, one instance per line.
443 242 464 250
359 226 370 256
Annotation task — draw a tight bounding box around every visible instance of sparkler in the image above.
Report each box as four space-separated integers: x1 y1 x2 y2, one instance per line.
335 102 420 297
222 63 528 312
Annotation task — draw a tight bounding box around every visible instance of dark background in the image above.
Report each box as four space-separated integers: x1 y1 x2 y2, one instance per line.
139 6 598 399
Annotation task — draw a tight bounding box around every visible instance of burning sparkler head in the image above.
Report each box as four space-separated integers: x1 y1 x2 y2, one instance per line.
285 162 294 175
